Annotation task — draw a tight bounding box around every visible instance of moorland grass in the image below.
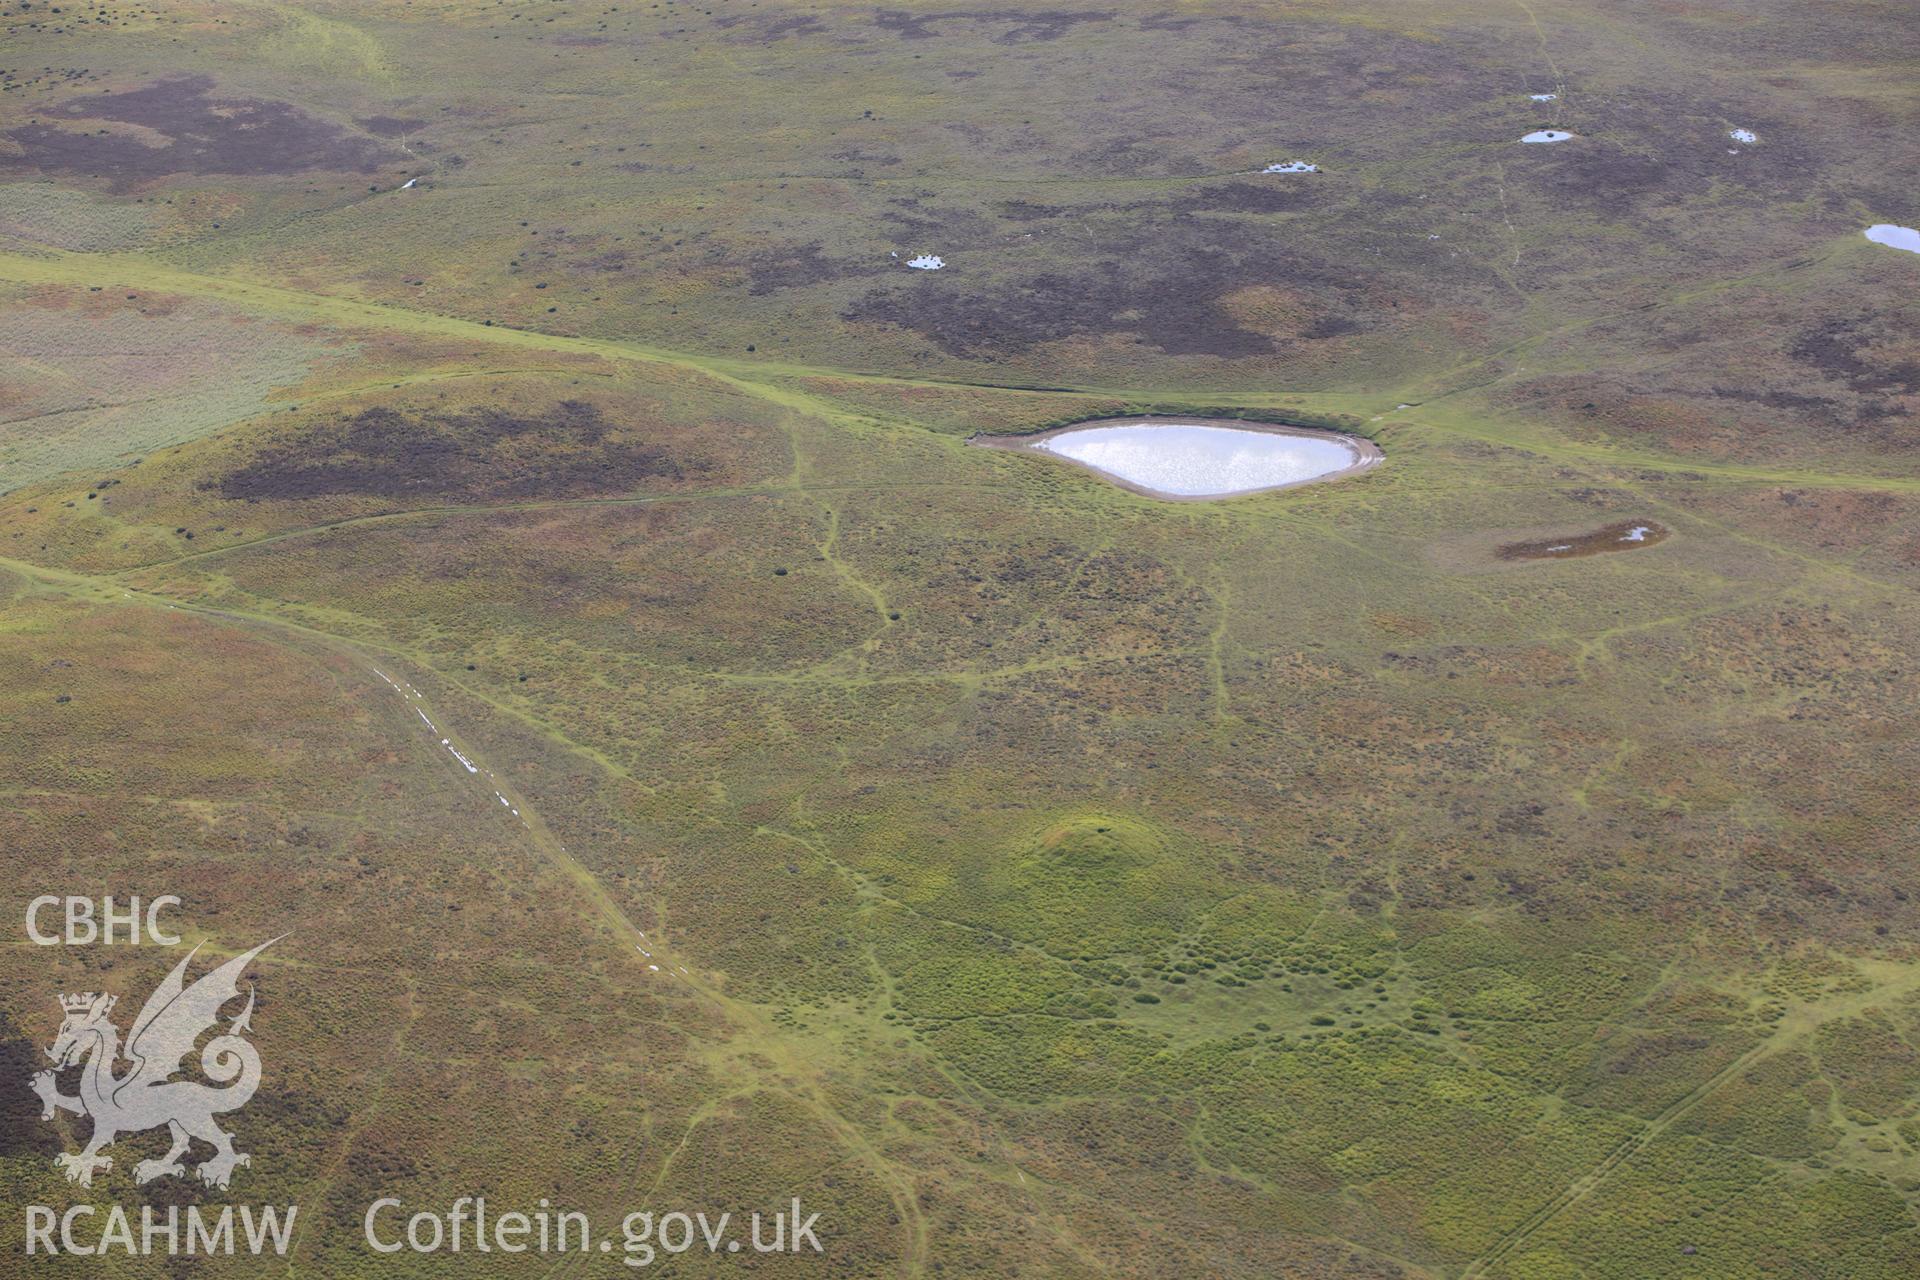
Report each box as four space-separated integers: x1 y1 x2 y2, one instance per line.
5 2 1920 1276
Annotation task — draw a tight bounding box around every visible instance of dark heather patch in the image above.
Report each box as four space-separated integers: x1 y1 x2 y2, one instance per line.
846 248 1285 357
1516 144 1698 216
1302 315 1364 339
1597 1033 1713 1077
841 195 1385 357
742 181 1313 313
1500 85 1814 214
1709 386 1841 415
1169 182 1317 215
871 8 947 38
216 401 687 502
356 115 427 138
880 196 996 244
873 9 1112 43
747 244 849 295
0 1015 62 1159
714 12 827 41
998 199 1066 222
1789 319 1920 396
4 76 400 186
1137 12 1247 32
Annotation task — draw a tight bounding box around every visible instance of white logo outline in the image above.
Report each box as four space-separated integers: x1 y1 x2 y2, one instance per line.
31 938 279 1189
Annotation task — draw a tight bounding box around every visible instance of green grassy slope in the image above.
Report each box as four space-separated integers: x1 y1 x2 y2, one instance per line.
3 1 1920 1277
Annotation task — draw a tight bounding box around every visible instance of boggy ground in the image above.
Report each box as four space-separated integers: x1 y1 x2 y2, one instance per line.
4 2 1920 1278
1497 519 1669 561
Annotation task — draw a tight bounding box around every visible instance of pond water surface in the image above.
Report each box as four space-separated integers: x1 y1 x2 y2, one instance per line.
1866 225 1920 255
973 418 1381 499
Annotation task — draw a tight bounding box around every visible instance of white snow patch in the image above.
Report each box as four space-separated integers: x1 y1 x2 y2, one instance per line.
1529 93 1557 102
1620 526 1653 543
1546 544 1572 552
1729 128 1757 144
906 254 944 270
1521 130 1574 144
1865 224 1920 255
1264 160 1318 173
399 178 419 190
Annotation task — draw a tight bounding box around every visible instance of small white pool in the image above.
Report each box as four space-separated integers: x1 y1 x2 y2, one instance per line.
1529 93 1558 102
1265 160 1319 173
906 254 945 270
1865 225 1920 255
1521 130 1574 144
1030 422 1373 497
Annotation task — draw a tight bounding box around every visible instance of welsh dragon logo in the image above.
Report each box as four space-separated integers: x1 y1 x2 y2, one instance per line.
30 939 277 1190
